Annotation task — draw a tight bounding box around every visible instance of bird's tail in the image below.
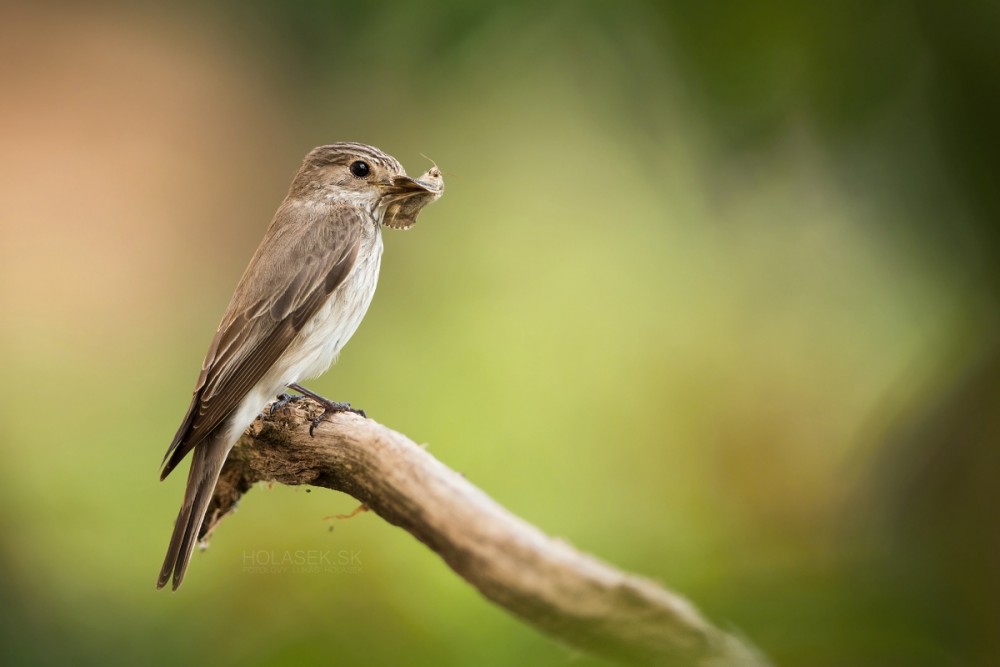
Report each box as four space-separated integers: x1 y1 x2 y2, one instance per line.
157 433 229 591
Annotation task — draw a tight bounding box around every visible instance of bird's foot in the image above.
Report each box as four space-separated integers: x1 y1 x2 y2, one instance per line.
287 383 367 437
268 392 304 415
308 401 365 437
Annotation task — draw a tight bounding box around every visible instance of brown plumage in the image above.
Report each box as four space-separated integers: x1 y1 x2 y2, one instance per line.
157 143 443 590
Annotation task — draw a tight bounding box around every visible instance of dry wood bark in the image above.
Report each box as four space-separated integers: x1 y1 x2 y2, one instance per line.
202 398 769 667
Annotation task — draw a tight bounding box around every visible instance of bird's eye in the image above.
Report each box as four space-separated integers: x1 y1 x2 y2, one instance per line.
349 161 371 178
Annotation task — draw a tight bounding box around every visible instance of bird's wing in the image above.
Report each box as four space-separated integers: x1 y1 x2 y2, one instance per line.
160 204 363 479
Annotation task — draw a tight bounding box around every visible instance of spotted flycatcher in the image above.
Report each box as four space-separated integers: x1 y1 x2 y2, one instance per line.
157 143 443 590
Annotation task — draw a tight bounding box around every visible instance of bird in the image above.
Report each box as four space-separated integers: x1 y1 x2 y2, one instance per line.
157 142 443 590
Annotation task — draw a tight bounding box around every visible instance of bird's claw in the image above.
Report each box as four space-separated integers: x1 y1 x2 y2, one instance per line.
268 392 303 415
285 383 366 436
308 402 366 437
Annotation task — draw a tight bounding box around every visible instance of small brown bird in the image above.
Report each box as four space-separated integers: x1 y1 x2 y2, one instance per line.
157 142 443 590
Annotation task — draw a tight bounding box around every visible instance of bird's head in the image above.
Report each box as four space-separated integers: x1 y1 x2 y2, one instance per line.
290 142 444 228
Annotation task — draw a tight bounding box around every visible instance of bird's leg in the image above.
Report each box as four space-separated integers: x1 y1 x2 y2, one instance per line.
286 383 367 436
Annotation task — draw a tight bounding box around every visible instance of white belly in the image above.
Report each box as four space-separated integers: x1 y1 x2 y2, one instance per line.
279 231 383 384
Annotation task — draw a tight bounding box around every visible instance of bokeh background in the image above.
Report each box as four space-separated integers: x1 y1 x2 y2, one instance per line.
1 2 998 665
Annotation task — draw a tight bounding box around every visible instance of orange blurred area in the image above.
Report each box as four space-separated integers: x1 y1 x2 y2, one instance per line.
1 2 997 666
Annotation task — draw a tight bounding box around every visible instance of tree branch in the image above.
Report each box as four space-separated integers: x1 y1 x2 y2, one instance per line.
204 398 769 667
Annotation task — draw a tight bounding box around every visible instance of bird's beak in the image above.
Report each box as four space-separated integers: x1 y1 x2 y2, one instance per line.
382 175 439 196
381 168 445 230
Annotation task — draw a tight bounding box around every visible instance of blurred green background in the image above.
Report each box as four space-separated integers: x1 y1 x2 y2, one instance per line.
1 1 998 665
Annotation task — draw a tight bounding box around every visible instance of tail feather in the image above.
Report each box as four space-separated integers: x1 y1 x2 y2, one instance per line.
157 434 228 590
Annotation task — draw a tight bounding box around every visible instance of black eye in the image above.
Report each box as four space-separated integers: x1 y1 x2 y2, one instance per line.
349 160 370 178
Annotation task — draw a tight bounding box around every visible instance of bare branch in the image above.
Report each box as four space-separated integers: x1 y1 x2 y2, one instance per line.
204 399 769 667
